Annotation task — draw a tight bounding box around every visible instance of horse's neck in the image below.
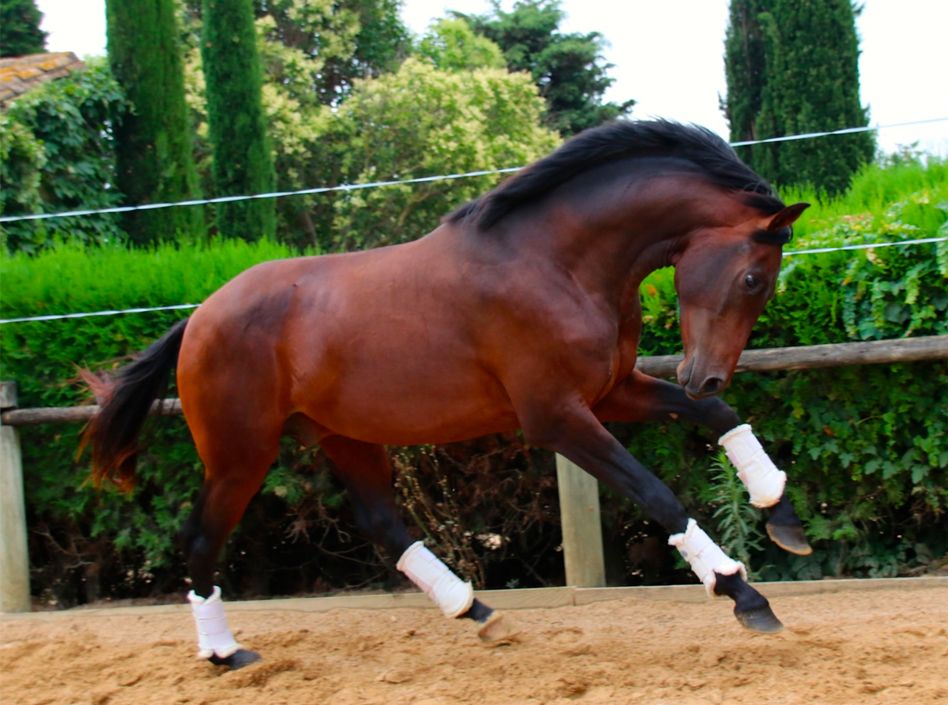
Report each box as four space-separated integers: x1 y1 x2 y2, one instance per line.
504 204 681 305
521 172 710 287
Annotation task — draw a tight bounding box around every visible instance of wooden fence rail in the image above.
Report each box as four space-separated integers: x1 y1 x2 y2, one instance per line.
2 335 947 612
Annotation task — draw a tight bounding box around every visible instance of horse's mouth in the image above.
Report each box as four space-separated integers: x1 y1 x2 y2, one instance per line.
676 355 697 393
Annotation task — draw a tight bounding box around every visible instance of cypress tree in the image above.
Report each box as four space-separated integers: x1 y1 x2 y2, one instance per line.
0 0 47 57
201 0 275 240
722 0 767 166
106 0 204 244
725 0 874 195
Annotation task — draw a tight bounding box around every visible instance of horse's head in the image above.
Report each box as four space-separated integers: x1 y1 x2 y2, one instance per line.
672 201 809 399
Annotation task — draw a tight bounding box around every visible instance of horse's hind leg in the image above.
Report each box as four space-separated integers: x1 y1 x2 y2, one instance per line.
318 435 514 641
178 426 282 669
594 371 811 556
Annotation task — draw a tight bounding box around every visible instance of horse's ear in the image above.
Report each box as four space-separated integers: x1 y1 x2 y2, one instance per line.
767 202 810 231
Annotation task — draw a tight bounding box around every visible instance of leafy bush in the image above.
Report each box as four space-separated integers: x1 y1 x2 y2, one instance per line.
0 159 945 605
304 57 559 251
0 115 46 247
0 59 128 253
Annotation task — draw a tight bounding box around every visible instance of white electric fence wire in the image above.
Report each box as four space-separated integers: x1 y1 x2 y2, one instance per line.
0 304 200 325
727 116 948 146
0 168 522 223
0 117 944 224
2 236 944 325
782 235 948 257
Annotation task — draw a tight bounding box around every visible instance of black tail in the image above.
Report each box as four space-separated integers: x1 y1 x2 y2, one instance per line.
80 318 189 490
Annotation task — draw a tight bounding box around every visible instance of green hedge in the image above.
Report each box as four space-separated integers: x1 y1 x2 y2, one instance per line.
1 159 945 605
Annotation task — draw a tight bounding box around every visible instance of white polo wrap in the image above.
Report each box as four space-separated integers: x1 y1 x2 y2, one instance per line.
187 585 241 659
396 541 474 618
668 519 747 597
719 424 786 508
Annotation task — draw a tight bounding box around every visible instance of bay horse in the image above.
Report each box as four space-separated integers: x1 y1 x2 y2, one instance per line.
82 120 810 669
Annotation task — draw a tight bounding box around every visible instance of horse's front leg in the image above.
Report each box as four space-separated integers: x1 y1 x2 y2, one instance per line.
520 403 783 633
594 371 811 556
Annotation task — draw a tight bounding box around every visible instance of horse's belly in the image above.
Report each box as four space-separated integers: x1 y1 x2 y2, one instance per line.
300 375 519 446
291 336 519 445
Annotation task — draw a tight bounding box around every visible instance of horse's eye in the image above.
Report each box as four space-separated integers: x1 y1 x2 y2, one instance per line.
744 273 762 291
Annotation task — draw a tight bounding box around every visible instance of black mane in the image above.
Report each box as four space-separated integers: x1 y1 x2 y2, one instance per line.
446 120 784 230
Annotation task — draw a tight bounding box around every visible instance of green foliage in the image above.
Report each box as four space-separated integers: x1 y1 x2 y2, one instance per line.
784 158 948 243
200 0 276 239
252 0 409 106
725 0 875 194
0 60 127 253
705 452 766 575
416 18 506 72
0 0 47 56
106 0 204 245
0 239 296 403
180 0 409 242
306 57 560 251
249 0 407 242
178 1 556 248
457 0 634 135
0 115 44 249
723 0 767 146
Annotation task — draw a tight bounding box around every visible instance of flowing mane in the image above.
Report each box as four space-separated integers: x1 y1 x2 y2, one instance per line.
447 119 784 230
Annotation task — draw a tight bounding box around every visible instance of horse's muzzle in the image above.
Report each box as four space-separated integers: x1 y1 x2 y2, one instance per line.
677 355 728 399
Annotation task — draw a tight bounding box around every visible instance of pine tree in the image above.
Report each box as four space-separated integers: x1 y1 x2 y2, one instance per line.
724 0 874 194
201 0 276 239
106 0 204 244
0 0 47 57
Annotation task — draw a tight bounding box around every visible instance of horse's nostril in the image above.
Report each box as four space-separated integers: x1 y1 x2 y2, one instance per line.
700 377 724 396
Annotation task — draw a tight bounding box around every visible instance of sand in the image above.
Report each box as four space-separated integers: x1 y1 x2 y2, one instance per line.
2 582 946 705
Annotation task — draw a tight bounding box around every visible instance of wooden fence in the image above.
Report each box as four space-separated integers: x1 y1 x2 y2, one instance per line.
2 335 947 612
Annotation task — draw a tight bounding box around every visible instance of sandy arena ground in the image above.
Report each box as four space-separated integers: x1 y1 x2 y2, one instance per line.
2 581 946 705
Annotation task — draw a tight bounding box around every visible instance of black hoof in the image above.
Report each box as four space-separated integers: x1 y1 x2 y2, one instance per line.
209 648 261 670
735 605 784 633
766 521 813 556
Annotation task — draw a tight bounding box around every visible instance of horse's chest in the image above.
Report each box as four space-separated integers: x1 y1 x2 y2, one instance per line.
597 319 643 400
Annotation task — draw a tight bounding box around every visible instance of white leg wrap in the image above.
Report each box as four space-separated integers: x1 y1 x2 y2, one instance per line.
719 424 786 508
396 541 474 618
187 586 241 659
668 519 747 597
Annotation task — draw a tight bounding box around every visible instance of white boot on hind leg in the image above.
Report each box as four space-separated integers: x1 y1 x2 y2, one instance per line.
187 585 242 660
396 541 474 618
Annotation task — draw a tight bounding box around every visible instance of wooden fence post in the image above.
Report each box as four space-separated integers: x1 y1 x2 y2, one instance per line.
555 454 606 587
1 381 31 612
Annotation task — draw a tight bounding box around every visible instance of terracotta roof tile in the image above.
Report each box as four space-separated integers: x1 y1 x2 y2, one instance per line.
0 52 85 107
